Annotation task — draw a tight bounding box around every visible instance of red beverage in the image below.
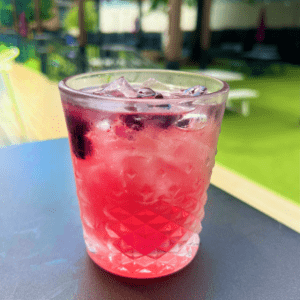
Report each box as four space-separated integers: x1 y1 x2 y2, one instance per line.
59 70 229 278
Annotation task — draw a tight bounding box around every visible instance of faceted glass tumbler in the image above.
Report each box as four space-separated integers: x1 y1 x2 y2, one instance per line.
59 70 229 278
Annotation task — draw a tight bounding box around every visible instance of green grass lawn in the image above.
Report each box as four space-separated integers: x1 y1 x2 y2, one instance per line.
211 65 300 205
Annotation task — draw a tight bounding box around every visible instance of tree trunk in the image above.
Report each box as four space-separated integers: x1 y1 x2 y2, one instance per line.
78 0 87 47
136 0 143 49
11 0 18 33
190 0 212 69
190 0 203 62
34 0 42 34
94 0 100 32
165 0 182 70
78 0 87 73
200 0 211 51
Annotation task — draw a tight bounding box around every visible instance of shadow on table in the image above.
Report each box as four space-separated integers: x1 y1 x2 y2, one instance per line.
75 249 214 300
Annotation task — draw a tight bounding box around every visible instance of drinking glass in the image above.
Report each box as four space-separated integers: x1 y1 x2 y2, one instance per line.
59 70 229 278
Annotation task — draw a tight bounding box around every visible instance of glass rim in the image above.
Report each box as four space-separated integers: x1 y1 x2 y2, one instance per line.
58 69 230 104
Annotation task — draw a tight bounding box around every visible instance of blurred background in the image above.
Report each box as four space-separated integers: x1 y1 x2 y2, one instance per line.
0 0 299 208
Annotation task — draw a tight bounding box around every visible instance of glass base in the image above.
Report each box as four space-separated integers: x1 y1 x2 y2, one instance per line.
86 234 200 279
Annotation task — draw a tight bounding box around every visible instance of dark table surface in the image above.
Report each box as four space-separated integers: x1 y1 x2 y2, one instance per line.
1 138 299 300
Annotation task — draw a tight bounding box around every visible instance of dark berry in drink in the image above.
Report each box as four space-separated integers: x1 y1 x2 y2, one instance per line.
121 114 144 131
175 118 190 128
152 115 178 129
154 93 163 98
65 113 93 159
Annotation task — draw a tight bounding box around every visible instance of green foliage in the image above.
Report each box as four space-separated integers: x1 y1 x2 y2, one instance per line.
147 0 258 10
0 0 53 26
86 45 99 60
22 0 53 22
0 43 10 51
0 1 13 26
23 58 41 72
148 0 197 10
48 52 77 81
63 0 98 33
148 0 167 10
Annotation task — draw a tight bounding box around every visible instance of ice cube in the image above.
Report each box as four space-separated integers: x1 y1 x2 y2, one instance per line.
140 78 175 92
137 87 156 98
136 87 163 99
150 115 178 129
175 113 207 130
93 77 138 98
183 85 207 97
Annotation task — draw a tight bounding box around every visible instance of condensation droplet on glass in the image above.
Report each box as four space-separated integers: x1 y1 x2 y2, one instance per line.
157 168 167 178
83 215 94 228
85 241 97 253
185 164 193 174
205 157 210 167
125 169 137 180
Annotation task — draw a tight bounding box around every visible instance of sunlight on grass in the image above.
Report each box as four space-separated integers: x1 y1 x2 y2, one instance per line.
209 65 300 204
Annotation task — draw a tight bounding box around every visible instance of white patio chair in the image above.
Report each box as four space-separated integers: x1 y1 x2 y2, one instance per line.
227 89 259 117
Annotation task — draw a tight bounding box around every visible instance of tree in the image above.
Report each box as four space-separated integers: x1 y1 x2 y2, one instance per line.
63 0 98 34
0 0 54 32
147 0 206 69
15 0 53 23
0 1 14 28
146 0 183 69
190 0 212 69
165 0 182 69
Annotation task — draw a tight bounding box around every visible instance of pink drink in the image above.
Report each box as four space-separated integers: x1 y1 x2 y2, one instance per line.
59 71 229 278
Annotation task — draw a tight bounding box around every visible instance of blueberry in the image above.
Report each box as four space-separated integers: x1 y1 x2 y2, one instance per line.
208 105 224 121
175 118 190 128
121 114 144 131
65 113 93 159
215 105 224 121
154 93 163 99
151 115 178 129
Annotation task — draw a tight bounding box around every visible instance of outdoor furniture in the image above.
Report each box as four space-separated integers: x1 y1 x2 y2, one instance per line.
199 69 245 81
34 33 52 74
243 44 284 75
198 69 258 117
227 89 259 117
